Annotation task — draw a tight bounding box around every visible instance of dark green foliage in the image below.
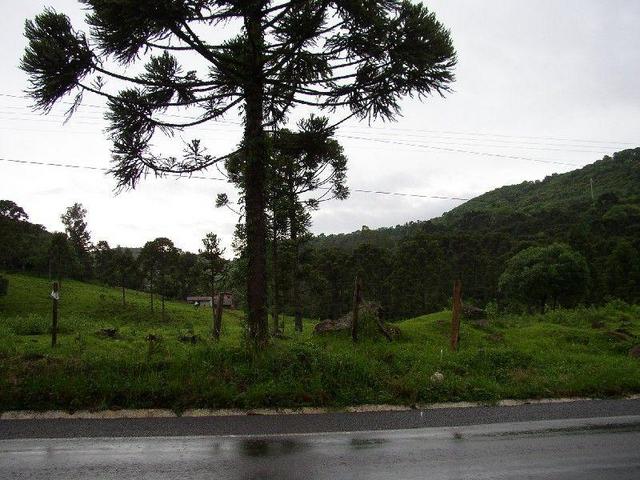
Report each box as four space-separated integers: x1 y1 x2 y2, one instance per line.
21 8 93 113
304 150 640 318
498 243 589 310
49 232 75 283
0 201 51 272
61 203 93 279
0 276 7 296
0 200 29 221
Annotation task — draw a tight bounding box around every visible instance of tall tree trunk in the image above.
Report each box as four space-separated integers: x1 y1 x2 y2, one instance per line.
289 197 303 333
243 8 268 347
211 274 216 338
271 228 280 334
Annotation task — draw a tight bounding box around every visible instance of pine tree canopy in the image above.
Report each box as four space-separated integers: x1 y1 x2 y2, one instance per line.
21 0 456 189
22 0 456 345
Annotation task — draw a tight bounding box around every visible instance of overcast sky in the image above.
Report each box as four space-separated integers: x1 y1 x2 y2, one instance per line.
1 0 639 255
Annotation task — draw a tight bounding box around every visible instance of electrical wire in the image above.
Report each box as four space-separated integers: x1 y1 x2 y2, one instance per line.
0 157 470 201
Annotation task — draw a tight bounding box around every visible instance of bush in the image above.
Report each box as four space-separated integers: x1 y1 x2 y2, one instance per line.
498 243 589 311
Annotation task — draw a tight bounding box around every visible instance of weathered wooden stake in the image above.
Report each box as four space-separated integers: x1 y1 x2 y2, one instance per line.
51 281 59 348
450 279 462 351
214 292 224 339
351 276 362 343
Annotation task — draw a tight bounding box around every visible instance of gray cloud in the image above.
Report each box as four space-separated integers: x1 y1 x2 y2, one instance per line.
1 0 638 253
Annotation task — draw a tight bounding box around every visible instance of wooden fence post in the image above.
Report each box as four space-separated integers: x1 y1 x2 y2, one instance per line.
51 281 59 348
214 292 224 339
450 279 462 351
351 276 362 343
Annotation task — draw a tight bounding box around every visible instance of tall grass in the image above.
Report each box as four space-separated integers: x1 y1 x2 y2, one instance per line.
0 274 639 412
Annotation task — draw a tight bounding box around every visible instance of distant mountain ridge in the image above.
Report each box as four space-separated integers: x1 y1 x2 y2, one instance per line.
312 148 640 251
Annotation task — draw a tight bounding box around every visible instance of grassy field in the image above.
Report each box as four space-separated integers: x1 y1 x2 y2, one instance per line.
0 273 639 413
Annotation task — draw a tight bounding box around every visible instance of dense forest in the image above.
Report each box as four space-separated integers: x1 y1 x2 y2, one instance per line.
1 149 639 322
301 148 640 318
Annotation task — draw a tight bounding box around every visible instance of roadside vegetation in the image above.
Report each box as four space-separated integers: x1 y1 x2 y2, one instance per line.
1 273 638 413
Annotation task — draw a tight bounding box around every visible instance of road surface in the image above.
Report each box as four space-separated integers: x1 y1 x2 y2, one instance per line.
1 399 639 479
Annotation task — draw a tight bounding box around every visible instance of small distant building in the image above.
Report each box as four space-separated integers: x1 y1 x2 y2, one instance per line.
186 293 234 308
186 296 212 307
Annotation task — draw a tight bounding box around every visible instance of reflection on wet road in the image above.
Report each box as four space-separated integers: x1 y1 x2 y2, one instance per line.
1 417 640 479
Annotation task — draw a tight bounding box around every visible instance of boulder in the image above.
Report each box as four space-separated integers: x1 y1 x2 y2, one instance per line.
462 304 486 321
314 301 400 340
629 345 640 359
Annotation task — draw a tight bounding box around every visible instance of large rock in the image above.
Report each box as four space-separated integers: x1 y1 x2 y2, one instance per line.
313 317 351 334
462 304 486 320
314 301 400 340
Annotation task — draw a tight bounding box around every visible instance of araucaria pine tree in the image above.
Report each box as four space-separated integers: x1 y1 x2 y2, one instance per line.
21 0 456 347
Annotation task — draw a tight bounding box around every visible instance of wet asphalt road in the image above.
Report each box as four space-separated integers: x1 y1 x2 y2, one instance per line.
1 416 640 479
1 399 640 479
2 398 640 439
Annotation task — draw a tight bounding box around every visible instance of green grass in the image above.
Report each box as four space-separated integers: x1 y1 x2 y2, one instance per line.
1 273 639 413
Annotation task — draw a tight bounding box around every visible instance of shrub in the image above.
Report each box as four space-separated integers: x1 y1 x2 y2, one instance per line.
498 243 589 311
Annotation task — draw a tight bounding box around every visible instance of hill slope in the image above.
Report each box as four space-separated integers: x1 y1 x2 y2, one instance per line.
312 148 640 250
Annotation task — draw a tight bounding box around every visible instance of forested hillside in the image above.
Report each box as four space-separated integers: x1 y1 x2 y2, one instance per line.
302 149 640 318
2 150 639 322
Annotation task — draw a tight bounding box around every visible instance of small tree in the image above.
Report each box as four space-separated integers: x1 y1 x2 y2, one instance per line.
139 237 179 318
48 232 74 285
112 247 136 305
199 233 226 339
94 240 113 283
220 116 349 332
61 203 93 280
498 243 589 311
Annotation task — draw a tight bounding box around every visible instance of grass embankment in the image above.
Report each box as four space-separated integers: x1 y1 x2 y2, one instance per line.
1 273 639 412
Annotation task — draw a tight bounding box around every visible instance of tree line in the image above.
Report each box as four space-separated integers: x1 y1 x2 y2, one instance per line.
0 200 230 314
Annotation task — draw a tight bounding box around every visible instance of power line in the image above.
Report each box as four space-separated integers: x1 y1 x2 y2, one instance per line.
2 92 636 146
2 92 629 169
337 134 583 167
0 157 470 202
0 110 608 165
0 157 228 182
0 109 614 155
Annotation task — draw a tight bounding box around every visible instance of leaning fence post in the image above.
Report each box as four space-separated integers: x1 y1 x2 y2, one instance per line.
51 281 59 348
450 279 462 351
